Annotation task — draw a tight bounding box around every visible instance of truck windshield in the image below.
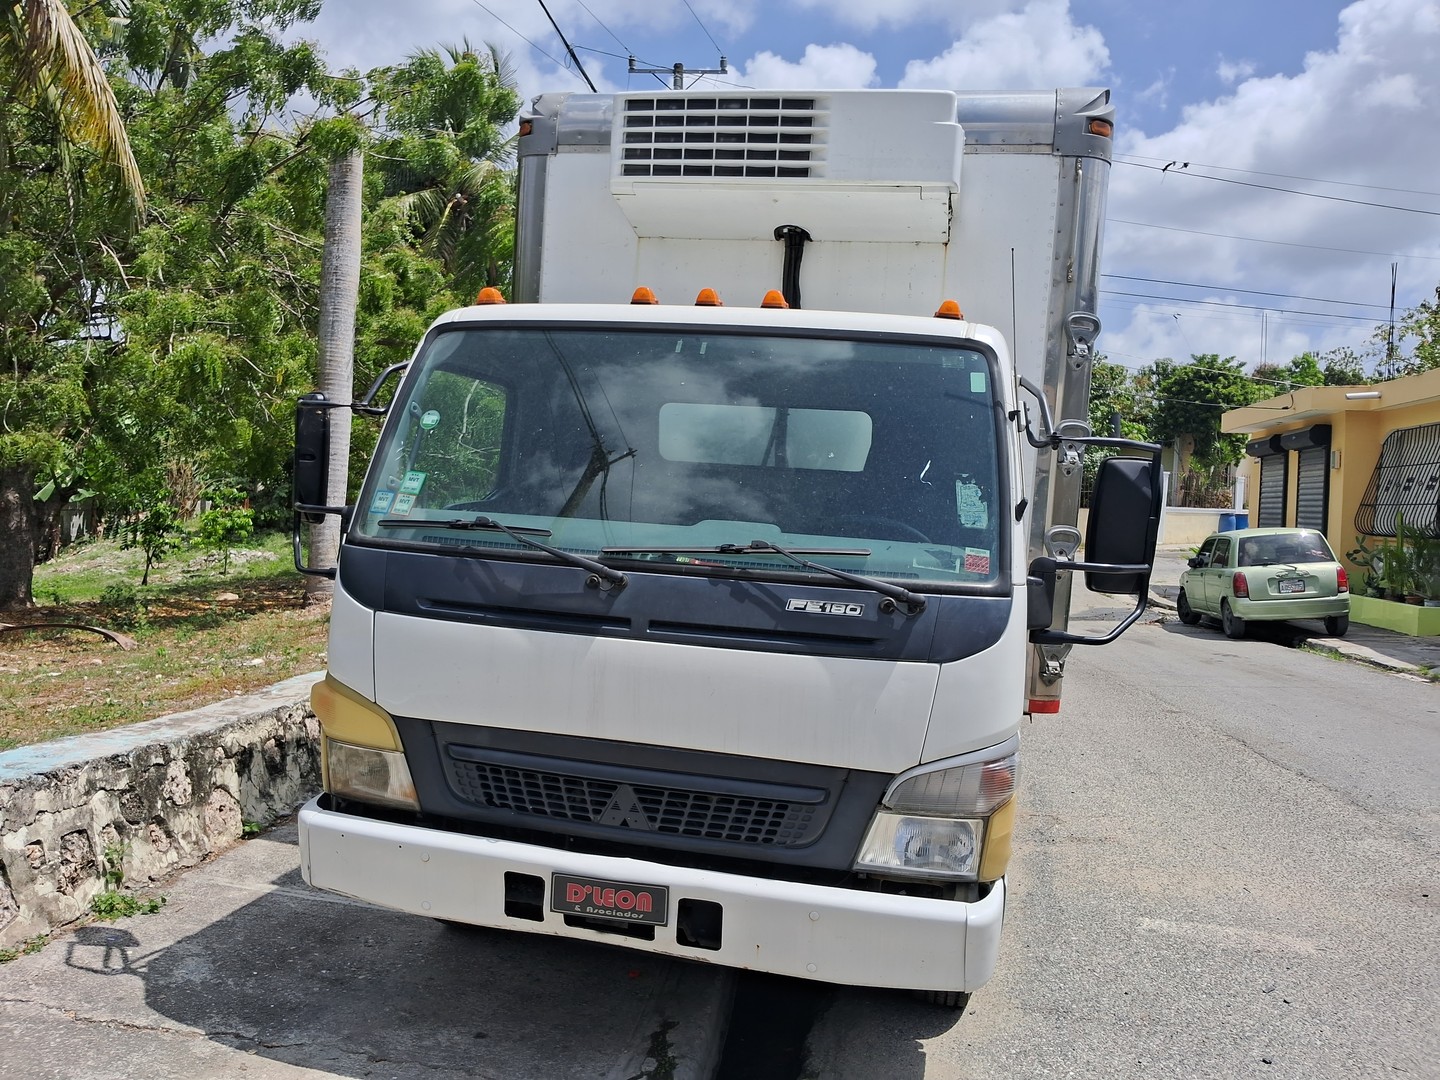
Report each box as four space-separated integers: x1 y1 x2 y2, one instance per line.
352 324 1006 589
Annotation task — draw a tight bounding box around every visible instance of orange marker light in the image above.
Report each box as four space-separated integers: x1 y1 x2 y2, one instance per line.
1087 118 1113 138
631 286 659 305
694 288 723 307
934 299 963 320
518 119 534 138
761 290 789 309
475 287 506 305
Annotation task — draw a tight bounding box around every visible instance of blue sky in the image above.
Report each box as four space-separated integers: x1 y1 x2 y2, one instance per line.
303 0 1440 376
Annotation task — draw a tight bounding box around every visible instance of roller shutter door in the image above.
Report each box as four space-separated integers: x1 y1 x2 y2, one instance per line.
1258 454 1287 527
1294 447 1328 531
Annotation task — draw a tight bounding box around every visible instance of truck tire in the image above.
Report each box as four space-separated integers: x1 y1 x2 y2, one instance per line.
1221 600 1246 639
1176 589 1200 625
914 989 971 1010
1324 614 1349 637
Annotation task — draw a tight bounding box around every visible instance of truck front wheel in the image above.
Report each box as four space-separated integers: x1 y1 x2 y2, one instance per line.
914 990 971 1010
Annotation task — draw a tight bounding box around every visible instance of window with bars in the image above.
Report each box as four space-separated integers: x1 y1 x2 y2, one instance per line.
1355 422 1440 538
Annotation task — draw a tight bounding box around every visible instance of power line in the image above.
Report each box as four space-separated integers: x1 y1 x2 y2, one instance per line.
574 0 630 54
1118 154 1440 201
1102 274 1392 312
534 0 597 91
467 0 575 79
1107 217 1440 262
680 0 725 56
1101 289 1385 325
1118 160 1440 218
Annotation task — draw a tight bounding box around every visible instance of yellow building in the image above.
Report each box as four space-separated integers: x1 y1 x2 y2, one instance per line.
1223 367 1440 631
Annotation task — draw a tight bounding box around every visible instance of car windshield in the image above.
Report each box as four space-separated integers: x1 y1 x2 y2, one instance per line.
352 323 1006 589
1237 532 1336 567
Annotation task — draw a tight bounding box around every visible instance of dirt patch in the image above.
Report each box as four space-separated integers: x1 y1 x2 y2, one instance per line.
0 576 327 751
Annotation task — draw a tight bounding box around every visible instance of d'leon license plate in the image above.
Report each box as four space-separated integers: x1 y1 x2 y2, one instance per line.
551 874 668 926
1278 578 1306 594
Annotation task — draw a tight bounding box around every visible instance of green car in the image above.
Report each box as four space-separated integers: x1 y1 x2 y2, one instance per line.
1177 527 1350 639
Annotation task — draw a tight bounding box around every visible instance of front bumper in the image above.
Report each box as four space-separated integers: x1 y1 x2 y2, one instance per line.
298 797 1006 993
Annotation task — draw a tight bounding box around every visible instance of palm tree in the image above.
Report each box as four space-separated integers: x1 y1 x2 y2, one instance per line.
305 147 363 602
1 0 145 210
373 41 520 296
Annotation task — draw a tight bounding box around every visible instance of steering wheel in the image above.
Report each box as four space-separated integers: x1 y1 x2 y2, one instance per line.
831 515 932 543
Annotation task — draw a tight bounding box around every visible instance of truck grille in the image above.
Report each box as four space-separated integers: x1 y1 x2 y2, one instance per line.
445 751 825 847
619 95 825 179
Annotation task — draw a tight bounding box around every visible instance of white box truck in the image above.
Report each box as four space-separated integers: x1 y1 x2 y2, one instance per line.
292 88 1161 1004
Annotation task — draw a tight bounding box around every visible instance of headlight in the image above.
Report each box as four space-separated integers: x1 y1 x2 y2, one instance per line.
855 742 1018 883
855 814 982 879
326 739 420 811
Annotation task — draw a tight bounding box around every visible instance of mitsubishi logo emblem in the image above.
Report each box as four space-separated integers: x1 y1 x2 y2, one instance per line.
596 784 652 830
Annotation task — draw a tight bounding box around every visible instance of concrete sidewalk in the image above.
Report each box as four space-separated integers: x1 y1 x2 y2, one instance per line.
1143 545 1440 678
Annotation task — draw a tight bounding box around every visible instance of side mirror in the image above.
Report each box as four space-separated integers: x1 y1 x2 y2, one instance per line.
294 392 330 523
1187 556 1204 569
1085 456 1161 595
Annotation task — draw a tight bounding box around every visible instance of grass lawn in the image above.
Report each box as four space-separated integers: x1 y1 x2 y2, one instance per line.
0 532 328 751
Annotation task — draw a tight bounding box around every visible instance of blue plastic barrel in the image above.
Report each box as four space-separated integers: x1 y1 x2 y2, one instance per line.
1233 512 1249 529
1218 513 1237 532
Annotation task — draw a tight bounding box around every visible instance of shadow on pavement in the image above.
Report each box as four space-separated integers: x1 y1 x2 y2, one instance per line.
802 986 967 1079
63 833 722 1080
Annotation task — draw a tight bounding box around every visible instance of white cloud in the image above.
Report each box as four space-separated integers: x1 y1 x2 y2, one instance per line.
898 0 1110 91
1102 0 1440 372
729 44 879 89
1216 58 1256 85
790 0 1018 34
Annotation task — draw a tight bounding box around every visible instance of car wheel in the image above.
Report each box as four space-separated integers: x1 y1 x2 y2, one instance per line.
1221 599 1246 639
1324 614 1349 637
1176 589 1201 625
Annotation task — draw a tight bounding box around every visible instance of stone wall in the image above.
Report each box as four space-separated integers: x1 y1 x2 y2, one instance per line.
0 673 322 947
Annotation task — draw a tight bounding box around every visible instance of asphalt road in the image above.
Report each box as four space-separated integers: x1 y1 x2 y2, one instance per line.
3 584 1435 1079
0 823 732 1079
803 605 1440 1079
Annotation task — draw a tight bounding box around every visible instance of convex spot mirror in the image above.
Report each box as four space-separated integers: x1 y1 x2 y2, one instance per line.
1085 456 1160 595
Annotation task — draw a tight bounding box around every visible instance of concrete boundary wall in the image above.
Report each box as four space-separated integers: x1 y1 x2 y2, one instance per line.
0 672 323 947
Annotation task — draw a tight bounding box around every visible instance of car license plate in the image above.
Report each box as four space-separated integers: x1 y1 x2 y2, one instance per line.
1279 578 1305 594
551 874 668 926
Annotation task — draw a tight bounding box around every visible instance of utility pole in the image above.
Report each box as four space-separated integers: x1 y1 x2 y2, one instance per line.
629 56 728 90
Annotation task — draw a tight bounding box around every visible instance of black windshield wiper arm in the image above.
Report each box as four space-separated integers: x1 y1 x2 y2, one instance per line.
602 540 925 617
601 544 872 557
379 516 627 591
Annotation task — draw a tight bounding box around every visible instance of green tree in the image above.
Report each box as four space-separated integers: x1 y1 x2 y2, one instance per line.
1087 358 1149 442
1148 355 1271 507
0 0 329 609
1376 284 1440 379
1317 346 1368 386
0 0 148 608
367 41 520 299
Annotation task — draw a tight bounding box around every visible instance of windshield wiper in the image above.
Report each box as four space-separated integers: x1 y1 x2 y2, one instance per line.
602 540 925 617
379 516 627 591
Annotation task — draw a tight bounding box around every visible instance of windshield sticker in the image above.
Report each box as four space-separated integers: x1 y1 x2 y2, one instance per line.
391 493 417 516
970 371 987 394
419 410 441 430
369 490 395 516
964 548 991 575
400 470 428 495
957 481 989 528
